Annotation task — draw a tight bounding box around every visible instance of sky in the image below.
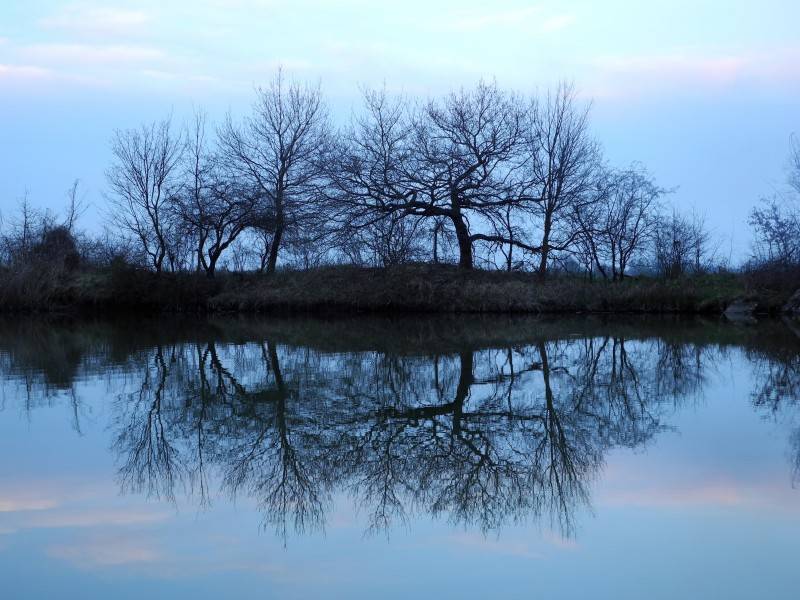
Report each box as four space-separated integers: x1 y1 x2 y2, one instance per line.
1 0 799 258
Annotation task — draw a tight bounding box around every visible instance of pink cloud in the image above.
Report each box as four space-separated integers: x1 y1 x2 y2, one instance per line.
447 532 544 560
589 48 800 99
23 508 171 529
0 493 59 513
600 481 799 511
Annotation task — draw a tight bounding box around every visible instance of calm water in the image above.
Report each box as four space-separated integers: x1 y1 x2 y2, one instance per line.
1 315 799 599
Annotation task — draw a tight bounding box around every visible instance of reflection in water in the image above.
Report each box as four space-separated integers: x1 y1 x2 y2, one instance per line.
1 316 799 541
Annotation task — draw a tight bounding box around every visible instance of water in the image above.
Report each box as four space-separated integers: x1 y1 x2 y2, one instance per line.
1 315 798 599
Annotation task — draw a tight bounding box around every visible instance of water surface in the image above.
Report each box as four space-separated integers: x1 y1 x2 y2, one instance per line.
1 315 799 599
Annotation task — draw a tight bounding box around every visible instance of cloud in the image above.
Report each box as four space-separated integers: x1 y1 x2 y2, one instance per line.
441 6 575 34
542 530 579 550
588 48 800 99
447 532 543 559
541 14 576 33
40 6 150 36
600 481 800 511
48 536 161 568
21 43 165 67
22 508 171 529
0 494 59 513
0 63 52 80
596 54 748 85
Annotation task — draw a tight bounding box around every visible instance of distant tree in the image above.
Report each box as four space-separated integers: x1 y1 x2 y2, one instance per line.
106 118 183 273
63 179 87 234
749 195 800 266
524 83 600 278
218 70 329 273
653 210 713 278
789 135 800 196
575 165 662 280
748 136 800 268
0 185 86 271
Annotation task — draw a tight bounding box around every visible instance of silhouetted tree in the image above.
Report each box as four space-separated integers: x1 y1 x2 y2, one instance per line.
219 70 329 273
176 112 262 277
575 165 662 280
524 83 600 277
329 82 538 270
106 118 183 273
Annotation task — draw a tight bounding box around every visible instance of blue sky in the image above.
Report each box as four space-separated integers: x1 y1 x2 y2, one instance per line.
1 0 799 256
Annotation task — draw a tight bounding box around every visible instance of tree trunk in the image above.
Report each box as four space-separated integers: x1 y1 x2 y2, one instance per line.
451 211 473 270
205 251 219 278
266 222 283 274
452 351 474 436
537 212 552 278
432 225 439 264
154 248 165 274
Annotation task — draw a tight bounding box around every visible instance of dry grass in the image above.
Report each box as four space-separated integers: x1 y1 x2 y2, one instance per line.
0 262 771 315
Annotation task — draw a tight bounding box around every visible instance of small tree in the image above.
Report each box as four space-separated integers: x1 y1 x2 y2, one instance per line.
581 165 662 280
525 83 600 278
218 70 329 273
749 196 800 266
176 112 262 277
106 118 183 273
653 210 712 278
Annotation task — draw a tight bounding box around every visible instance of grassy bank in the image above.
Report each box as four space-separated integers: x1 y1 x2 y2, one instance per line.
0 262 792 315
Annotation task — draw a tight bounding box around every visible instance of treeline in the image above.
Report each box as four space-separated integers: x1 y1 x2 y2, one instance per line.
1 74 724 281
747 136 800 276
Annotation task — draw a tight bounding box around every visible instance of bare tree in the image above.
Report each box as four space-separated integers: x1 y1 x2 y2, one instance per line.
329 82 535 270
218 70 329 274
789 134 800 196
575 165 662 280
484 201 530 271
176 112 261 277
749 195 800 266
358 213 426 267
748 136 800 268
653 209 713 278
106 118 183 273
63 180 87 234
524 83 600 277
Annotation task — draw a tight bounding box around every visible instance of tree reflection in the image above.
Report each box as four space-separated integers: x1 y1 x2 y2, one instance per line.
105 330 696 539
748 327 800 485
3 316 800 541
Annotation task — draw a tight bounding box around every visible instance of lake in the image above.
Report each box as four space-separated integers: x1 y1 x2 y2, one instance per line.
1 315 799 599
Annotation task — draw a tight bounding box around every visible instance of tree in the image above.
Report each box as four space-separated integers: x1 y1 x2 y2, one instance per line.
329 82 536 270
524 83 600 277
176 112 261 277
106 118 183 273
749 195 800 266
789 134 800 196
748 136 800 268
219 70 329 274
653 209 712 278
575 165 662 280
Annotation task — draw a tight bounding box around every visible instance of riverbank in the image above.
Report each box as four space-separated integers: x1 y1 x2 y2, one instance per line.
0 263 792 315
